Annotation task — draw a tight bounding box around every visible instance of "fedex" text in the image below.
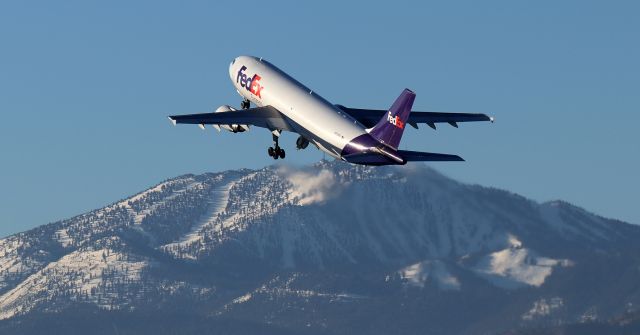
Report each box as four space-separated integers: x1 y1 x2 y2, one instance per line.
387 111 404 129
236 66 263 98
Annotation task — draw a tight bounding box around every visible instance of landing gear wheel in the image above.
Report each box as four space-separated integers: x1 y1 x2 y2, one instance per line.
267 131 286 160
241 99 250 110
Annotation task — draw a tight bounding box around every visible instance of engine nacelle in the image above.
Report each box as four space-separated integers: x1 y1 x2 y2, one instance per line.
296 135 310 150
214 105 249 133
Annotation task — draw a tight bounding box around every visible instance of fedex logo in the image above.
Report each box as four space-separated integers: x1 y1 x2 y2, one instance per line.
236 66 263 98
387 111 404 129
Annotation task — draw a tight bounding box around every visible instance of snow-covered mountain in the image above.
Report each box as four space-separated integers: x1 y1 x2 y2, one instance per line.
1 161 638 335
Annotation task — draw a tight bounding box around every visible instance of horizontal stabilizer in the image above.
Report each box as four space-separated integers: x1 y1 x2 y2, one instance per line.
399 150 464 162
343 150 464 165
342 152 393 165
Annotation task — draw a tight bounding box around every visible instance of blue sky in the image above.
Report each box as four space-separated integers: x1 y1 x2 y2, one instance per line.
0 1 638 237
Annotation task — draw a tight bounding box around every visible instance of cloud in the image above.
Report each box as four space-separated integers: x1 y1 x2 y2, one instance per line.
279 167 338 205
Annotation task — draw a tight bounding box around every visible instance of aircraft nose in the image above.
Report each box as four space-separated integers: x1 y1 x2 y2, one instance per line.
229 58 237 80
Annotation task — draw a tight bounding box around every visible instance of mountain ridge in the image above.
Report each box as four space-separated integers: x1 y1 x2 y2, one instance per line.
1 161 638 334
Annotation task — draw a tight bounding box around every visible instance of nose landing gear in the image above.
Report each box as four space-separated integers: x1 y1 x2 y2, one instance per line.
241 98 251 110
268 132 285 160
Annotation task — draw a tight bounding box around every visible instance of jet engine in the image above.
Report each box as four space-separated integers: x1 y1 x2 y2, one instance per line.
214 105 249 133
296 135 310 149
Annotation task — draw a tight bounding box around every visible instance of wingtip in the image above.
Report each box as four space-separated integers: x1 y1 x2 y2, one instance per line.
451 154 465 162
167 117 177 126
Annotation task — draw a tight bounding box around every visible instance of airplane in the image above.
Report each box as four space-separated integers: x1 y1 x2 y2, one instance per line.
168 56 493 165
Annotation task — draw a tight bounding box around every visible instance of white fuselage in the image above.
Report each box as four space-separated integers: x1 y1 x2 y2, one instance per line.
229 56 368 159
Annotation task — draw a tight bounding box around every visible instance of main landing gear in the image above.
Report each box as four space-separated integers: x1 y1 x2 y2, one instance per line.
268 133 285 160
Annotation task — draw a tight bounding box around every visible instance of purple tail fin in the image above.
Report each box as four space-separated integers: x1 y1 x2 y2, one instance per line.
368 88 415 150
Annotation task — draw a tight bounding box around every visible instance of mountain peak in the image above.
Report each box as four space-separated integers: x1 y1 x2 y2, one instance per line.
1 162 638 334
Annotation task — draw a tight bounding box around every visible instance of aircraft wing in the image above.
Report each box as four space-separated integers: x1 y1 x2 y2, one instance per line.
335 105 493 129
168 106 293 131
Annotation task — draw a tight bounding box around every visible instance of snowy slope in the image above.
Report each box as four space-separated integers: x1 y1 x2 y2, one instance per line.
0 244 148 319
0 162 638 335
